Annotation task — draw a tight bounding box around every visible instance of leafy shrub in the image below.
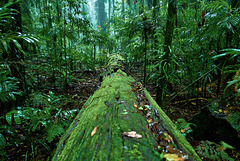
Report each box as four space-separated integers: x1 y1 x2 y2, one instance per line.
0 90 78 160
0 65 21 103
5 91 78 143
226 112 240 133
196 141 234 161
213 49 240 96
175 118 194 137
0 133 6 160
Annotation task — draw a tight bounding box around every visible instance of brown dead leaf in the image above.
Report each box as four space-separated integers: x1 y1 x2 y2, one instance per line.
123 131 142 139
147 118 153 123
181 127 190 133
91 125 99 136
162 132 173 143
165 145 178 153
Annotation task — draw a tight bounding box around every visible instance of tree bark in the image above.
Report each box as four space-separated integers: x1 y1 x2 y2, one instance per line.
156 0 176 107
122 0 125 19
53 68 201 161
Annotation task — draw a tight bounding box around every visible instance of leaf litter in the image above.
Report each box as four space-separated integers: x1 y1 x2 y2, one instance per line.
131 82 189 160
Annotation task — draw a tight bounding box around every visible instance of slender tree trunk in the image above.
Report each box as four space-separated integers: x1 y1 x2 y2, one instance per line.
143 28 147 85
152 0 158 18
122 0 125 19
108 0 111 32
82 0 86 19
156 0 176 107
94 45 96 67
112 0 115 15
63 2 68 94
96 0 106 32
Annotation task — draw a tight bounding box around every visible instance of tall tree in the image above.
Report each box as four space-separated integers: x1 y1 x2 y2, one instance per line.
95 0 106 31
122 0 125 19
108 0 111 29
112 0 115 15
82 0 87 19
156 0 177 107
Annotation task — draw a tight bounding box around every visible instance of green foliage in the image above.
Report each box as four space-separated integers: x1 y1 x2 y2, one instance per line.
0 65 21 103
196 141 234 161
175 118 194 137
107 54 125 72
0 133 7 160
213 48 240 95
0 2 37 56
226 112 240 133
5 91 78 144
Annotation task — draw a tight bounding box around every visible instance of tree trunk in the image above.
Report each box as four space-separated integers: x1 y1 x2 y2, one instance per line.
122 0 125 19
63 2 68 94
156 0 176 107
53 54 201 160
96 0 106 32
108 0 111 29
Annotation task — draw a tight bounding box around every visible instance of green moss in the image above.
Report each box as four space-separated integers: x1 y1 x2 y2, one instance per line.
53 70 200 161
53 71 160 161
143 89 202 161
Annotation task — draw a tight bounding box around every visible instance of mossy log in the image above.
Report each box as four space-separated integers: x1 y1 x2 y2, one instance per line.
52 70 201 161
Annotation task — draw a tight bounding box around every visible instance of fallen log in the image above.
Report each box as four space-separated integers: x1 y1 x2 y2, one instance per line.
52 68 201 161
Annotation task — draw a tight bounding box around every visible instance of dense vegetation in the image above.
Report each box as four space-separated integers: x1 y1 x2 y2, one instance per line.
0 0 239 160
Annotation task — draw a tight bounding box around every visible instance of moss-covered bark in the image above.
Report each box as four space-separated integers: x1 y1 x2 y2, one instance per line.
52 69 201 161
144 89 201 161
53 70 160 160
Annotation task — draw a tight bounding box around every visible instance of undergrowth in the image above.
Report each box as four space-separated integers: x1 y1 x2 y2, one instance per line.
0 91 78 160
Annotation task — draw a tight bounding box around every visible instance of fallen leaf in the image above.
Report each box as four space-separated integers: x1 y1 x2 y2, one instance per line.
164 154 185 161
123 131 142 139
133 102 138 108
121 111 128 115
147 118 153 123
223 110 229 114
161 132 173 143
91 125 99 136
181 127 190 133
191 102 196 105
165 145 178 153
146 111 151 117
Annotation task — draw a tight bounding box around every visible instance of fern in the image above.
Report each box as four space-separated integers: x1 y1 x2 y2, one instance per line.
175 118 194 137
0 67 21 103
46 123 65 143
196 141 234 161
0 133 7 160
226 112 240 133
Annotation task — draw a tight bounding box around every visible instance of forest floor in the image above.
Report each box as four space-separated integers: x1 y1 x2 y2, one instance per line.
2 66 240 160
